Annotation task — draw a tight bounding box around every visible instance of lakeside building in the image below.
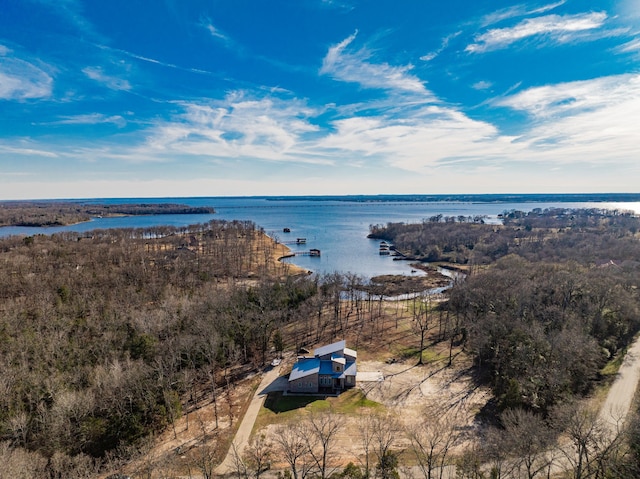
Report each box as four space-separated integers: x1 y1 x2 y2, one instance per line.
288 340 357 394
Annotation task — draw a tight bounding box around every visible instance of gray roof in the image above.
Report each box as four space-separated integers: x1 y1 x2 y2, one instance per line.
314 340 346 358
331 355 346 365
344 361 357 377
289 358 320 382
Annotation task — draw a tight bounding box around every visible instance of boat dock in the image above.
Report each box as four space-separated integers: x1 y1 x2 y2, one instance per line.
281 238 308 246
291 248 321 257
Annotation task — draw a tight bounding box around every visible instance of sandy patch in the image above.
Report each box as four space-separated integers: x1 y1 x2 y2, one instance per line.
259 357 490 470
357 359 489 427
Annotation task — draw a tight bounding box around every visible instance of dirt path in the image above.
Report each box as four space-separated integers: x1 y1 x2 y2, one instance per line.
598 335 640 433
215 363 283 475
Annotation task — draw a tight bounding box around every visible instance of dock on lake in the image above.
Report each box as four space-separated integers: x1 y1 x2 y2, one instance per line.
291 248 321 257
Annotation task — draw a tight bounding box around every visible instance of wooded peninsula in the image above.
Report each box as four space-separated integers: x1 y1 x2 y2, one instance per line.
0 201 215 227
2 207 640 478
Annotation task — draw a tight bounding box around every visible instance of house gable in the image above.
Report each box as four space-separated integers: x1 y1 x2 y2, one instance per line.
314 340 347 360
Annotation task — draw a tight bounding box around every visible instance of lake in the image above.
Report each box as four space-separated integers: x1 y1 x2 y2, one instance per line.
2 196 639 278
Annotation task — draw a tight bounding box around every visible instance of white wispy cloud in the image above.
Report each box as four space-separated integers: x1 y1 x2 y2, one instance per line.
618 37 640 53
35 0 103 41
44 113 127 127
138 92 327 164
472 80 493 90
466 12 607 53
0 46 53 100
318 104 513 172
200 17 235 50
530 1 567 15
321 31 429 94
96 44 224 78
83 66 131 91
420 31 461 62
617 0 640 21
203 22 229 42
480 1 566 27
494 74 640 164
495 74 636 118
0 143 59 158
311 73 640 172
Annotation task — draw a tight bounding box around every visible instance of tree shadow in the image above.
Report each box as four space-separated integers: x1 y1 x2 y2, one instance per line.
263 391 324 413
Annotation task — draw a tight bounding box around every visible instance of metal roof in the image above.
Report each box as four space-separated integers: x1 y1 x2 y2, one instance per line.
288 358 320 382
314 340 346 358
331 354 346 365
344 361 357 377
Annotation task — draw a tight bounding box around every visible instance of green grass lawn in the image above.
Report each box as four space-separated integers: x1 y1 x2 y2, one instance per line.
255 389 382 432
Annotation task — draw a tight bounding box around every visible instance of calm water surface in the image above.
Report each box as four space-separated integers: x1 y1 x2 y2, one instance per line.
2 198 639 279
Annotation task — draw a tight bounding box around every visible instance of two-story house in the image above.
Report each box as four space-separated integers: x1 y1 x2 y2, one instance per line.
288 340 357 394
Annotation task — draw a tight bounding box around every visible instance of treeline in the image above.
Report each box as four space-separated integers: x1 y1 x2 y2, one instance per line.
369 219 493 263
369 208 640 265
0 220 414 477
449 257 639 411
0 201 215 227
0 220 318 474
371 209 640 413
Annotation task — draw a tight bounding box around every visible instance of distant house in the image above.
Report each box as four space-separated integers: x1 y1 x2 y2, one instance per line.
288 340 357 394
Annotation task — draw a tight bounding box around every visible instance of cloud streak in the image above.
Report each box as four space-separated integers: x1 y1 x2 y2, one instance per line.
83 67 131 91
0 49 53 100
321 32 430 94
467 12 607 53
96 44 225 78
43 113 127 127
137 92 328 164
202 19 231 44
0 143 58 158
495 74 640 164
479 1 567 27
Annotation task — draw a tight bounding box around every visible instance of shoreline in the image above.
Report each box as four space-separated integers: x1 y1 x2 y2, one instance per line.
270 237 312 276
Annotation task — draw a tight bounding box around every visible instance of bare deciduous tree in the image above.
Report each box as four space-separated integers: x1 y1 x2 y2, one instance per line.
556 404 627 479
371 412 402 476
274 423 313 479
357 412 377 479
244 434 273 479
411 293 433 365
407 406 460 479
500 408 553 479
303 411 343 479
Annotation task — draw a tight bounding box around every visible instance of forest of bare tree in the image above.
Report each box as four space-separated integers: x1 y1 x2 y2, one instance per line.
3 208 640 477
368 208 640 476
0 218 423 477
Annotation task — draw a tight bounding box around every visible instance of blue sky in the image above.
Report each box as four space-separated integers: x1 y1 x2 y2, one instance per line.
1 0 639 199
